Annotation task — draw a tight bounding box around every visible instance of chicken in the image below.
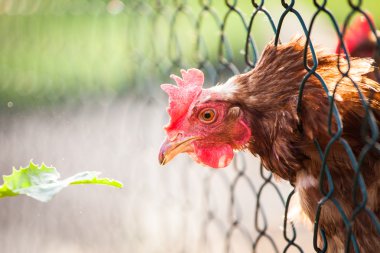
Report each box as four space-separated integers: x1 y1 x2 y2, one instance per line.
158 37 380 252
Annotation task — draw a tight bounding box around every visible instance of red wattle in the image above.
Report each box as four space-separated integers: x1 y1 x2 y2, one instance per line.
194 144 234 168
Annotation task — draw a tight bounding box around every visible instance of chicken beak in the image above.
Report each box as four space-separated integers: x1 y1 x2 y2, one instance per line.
158 136 199 165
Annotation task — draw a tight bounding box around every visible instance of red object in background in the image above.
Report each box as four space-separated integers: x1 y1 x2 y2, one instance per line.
336 13 378 58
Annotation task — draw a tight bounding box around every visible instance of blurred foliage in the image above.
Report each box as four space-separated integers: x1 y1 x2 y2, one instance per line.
0 0 379 108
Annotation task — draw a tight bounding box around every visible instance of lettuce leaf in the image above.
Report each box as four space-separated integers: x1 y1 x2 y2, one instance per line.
0 161 123 202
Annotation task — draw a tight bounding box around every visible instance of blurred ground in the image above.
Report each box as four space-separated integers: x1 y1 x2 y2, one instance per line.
0 96 313 253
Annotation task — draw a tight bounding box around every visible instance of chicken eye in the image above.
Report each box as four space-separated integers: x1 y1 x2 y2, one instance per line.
199 108 217 123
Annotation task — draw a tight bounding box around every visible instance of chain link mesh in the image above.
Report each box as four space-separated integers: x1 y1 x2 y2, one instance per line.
140 1 380 252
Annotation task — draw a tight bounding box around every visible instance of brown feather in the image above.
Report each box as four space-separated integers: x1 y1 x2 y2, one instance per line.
232 36 380 252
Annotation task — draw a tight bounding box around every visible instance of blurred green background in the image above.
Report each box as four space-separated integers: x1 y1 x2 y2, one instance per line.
0 0 379 108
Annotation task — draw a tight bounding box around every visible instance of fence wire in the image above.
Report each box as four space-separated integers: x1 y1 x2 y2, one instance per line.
135 0 380 253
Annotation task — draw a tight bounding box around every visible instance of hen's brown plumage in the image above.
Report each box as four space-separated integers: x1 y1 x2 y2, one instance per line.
159 36 380 252
232 37 380 252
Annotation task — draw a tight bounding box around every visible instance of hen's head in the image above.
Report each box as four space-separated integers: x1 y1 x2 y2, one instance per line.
158 69 251 168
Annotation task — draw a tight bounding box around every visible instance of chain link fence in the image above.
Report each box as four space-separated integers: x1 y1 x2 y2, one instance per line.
145 0 380 252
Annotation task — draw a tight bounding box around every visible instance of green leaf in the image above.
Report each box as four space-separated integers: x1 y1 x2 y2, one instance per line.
70 175 123 188
0 161 123 202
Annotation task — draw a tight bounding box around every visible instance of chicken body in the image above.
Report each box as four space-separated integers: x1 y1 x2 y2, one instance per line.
159 37 380 252
235 38 380 252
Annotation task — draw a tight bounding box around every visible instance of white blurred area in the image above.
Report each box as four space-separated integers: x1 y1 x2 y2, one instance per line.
0 96 313 253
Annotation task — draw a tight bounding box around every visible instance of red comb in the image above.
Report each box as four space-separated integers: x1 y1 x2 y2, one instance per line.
336 13 374 54
161 68 205 127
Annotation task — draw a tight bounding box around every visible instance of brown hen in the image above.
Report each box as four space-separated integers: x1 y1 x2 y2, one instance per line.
159 37 380 252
